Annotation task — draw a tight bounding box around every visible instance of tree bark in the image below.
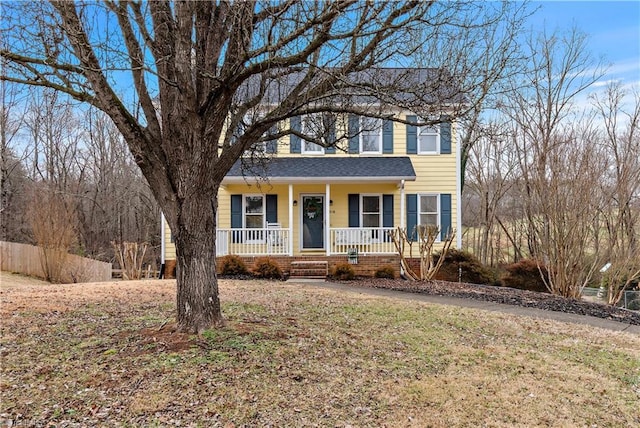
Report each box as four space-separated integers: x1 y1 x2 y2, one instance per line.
172 189 223 333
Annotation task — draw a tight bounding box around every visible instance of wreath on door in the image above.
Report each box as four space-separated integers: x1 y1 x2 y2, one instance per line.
304 198 320 219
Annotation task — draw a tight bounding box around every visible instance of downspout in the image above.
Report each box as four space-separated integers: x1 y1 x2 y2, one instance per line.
160 212 166 278
455 122 462 249
399 179 405 277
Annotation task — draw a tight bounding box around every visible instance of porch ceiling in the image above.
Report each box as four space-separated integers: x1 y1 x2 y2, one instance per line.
222 156 416 184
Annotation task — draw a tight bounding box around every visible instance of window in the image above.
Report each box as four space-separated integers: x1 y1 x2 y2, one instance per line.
418 122 440 154
244 195 264 228
360 117 382 153
244 195 265 243
419 194 439 228
301 114 326 154
232 114 267 154
361 195 382 227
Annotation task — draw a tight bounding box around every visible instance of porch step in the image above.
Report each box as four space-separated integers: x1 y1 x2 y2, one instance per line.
290 261 328 279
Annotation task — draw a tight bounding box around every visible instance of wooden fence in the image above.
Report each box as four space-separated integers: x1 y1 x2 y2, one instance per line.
0 241 112 283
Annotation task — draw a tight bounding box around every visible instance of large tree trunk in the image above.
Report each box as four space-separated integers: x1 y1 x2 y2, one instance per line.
172 191 223 333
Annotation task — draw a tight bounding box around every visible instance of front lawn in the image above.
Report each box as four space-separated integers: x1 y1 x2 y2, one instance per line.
1 277 639 426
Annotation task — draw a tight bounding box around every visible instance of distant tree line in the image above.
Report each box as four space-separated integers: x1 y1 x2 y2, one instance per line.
1 83 160 267
462 28 640 301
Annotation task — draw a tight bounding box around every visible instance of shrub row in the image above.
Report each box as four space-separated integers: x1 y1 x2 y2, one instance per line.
218 252 553 294
432 249 550 292
219 255 284 280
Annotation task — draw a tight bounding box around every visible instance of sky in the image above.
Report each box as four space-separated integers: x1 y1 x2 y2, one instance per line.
529 1 640 90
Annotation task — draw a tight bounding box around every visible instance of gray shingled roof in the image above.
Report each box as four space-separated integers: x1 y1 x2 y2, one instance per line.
223 156 416 184
236 68 465 106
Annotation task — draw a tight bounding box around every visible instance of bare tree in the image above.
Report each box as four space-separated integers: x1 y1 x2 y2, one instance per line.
27 183 78 283
0 79 31 242
591 84 640 303
77 108 159 261
2 1 530 332
499 28 607 298
593 84 640 255
390 226 455 281
464 121 519 265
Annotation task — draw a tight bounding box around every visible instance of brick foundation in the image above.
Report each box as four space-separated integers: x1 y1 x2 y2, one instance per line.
217 255 402 278
163 256 432 279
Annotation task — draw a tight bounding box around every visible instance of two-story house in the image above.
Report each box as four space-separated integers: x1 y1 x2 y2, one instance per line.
161 69 462 277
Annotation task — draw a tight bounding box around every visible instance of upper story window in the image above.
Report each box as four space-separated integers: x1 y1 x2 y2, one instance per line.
418 122 440 154
231 114 268 154
301 114 328 154
360 117 382 154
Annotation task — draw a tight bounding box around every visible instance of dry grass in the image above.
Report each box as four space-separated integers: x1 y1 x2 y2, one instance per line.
1 272 639 427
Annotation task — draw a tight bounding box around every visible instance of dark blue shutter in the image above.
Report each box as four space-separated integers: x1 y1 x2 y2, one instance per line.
382 119 393 154
440 116 451 154
266 194 277 223
290 116 301 153
231 194 243 243
440 193 452 240
325 114 336 154
348 194 360 227
266 125 278 154
348 114 359 154
406 115 417 154
383 194 394 227
406 194 418 241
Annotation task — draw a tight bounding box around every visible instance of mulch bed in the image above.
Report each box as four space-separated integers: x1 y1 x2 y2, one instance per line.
340 278 640 326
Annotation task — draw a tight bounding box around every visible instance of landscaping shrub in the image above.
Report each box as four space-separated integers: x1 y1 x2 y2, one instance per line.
375 265 396 279
220 255 249 276
501 259 550 293
252 257 283 279
432 249 496 285
332 262 355 280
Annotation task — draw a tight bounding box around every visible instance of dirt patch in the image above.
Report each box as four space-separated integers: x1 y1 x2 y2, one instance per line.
0 271 175 315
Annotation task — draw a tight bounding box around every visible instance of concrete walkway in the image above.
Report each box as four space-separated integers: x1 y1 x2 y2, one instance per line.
289 279 640 335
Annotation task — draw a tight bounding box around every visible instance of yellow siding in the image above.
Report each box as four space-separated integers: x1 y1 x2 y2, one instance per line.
164 219 176 260
165 112 459 260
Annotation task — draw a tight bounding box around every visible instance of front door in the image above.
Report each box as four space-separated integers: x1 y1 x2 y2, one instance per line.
301 195 324 249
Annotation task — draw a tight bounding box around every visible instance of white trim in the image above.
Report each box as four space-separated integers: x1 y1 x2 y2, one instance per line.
288 184 294 256
359 117 383 154
400 180 405 229
360 194 383 228
301 114 326 155
243 194 266 243
301 140 325 155
160 212 166 264
417 122 440 155
325 184 331 256
455 122 462 249
223 176 416 184
417 193 441 242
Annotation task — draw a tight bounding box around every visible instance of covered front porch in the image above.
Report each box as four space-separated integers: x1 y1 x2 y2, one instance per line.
217 156 416 257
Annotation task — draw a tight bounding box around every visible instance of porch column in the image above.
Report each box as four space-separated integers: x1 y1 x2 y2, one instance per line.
400 179 405 229
325 183 331 256
288 184 294 256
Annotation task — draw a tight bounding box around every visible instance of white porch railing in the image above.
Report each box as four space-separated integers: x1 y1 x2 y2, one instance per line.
216 227 291 256
216 227 396 256
330 227 396 255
